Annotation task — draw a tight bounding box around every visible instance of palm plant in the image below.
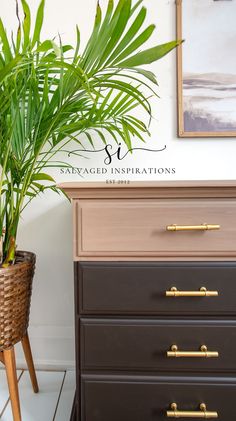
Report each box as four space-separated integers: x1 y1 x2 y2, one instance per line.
0 0 181 266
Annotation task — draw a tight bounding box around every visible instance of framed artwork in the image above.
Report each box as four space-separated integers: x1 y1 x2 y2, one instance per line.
176 0 236 137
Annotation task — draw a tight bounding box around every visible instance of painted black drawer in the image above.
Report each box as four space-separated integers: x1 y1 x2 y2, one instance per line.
82 375 236 421
78 262 236 315
81 318 236 373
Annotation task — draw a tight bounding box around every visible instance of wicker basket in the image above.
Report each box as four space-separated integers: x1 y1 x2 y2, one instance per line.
0 251 36 350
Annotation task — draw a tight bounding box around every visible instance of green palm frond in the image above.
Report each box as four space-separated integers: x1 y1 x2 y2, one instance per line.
0 0 181 265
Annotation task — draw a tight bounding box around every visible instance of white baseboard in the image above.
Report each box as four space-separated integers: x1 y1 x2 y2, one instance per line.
14 325 75 371
16 359 75 371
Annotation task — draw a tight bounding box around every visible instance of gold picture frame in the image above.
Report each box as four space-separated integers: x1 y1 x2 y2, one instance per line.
176 0 236 137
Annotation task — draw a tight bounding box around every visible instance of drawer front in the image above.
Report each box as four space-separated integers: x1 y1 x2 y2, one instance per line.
79 262 236 315
82 375 236 421
75 198 236 258
81 319 236 372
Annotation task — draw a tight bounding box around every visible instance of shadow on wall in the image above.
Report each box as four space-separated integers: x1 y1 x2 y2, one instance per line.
15 198 75 367
17 198 73 323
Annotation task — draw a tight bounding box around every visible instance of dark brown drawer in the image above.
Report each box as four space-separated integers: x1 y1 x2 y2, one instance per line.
78 262 236 315
82 375 236 421
81 319 236 373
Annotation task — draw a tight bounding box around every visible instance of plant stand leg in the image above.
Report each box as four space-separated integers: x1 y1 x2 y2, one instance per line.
21 332 39 393
3 347 21 421
0 350 5 364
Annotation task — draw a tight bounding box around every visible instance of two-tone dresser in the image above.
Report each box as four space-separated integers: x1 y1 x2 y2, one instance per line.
60 181 236 420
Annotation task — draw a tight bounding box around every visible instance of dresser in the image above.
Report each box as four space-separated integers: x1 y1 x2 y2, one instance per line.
59 181 236 421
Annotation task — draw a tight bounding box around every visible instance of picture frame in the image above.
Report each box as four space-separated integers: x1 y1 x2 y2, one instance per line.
176 0 236 137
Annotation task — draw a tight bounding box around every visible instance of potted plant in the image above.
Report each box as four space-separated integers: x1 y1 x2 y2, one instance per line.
0 0 180 418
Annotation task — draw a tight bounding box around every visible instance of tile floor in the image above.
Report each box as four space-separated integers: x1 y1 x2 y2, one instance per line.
0 369 75 420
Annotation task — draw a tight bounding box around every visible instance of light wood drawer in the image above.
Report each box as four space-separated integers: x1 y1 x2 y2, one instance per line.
74 198 236 259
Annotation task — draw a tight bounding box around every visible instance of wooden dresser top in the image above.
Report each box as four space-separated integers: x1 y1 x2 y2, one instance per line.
58 180 236 199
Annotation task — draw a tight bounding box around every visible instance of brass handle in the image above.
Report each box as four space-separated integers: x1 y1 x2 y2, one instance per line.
166 224 220 231
167 345 219 358
166 287 218 297
167 403 218 418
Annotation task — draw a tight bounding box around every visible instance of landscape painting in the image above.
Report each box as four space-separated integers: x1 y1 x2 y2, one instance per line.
177 0 236 137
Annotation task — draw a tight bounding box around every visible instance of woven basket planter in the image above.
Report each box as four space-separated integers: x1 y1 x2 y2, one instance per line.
0 251 36 350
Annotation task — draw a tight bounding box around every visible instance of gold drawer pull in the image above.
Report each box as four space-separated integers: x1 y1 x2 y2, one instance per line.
166 224 220 232
167 345 219 358
166 287 218 297
167 403 218 418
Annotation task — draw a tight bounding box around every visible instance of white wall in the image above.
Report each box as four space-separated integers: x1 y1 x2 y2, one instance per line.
2 0 236 368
